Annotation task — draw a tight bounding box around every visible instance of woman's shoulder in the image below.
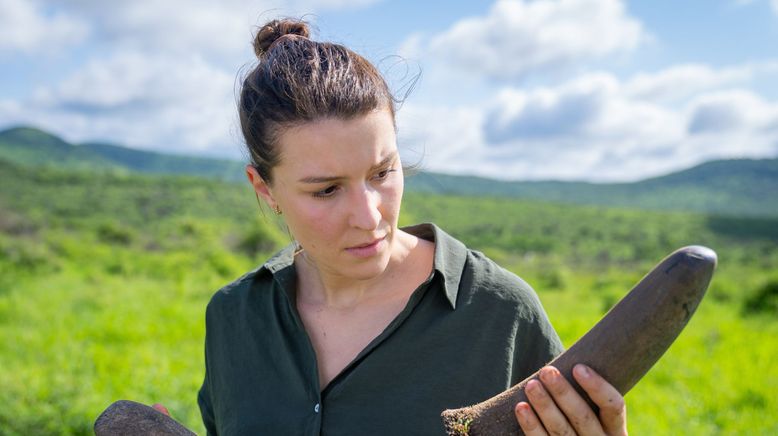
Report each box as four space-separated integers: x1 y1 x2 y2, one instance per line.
205 243 295 313
462 248 539 304
410 222 544 313
205 267 266 312
211 244 295 304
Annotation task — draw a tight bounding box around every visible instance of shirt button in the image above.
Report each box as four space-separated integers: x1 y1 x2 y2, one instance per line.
314 403 321 413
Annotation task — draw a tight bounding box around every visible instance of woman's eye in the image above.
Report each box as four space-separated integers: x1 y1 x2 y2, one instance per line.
375 168 395 180
313 185 338 198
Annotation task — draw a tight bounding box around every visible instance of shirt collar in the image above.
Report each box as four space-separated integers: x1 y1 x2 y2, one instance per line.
401 223 467 309
260 222 467 310
262 242 297 274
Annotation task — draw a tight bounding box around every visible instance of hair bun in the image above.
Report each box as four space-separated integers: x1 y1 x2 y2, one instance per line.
254 19 311 58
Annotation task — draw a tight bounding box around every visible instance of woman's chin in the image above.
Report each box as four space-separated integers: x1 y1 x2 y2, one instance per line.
340 251 393 280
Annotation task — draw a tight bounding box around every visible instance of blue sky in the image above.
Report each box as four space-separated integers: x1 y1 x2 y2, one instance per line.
1 0 777 181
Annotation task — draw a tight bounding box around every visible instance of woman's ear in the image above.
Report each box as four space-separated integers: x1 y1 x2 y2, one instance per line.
245 164 276 208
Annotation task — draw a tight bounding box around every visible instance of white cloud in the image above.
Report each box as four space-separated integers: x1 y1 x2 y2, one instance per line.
400 65 778 181
0 0 88 54
1 0 387 156
397 104 486 173
686 90 778 136
772 0 778 14
483 74 619 142
15 51 238 156
52 0 280 58
624 64 755 103
5 0 379 59
0 100 23 125
401 0 647 80
625 62 778 102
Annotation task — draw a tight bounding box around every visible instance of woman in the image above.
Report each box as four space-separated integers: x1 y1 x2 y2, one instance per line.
194 19 628 435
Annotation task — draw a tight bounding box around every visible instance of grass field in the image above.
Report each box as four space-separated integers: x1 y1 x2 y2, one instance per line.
1 161 776 434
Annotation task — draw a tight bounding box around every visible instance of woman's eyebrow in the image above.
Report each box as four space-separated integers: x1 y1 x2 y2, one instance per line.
297 153 398 184
298 175 344 184
370 153 398 171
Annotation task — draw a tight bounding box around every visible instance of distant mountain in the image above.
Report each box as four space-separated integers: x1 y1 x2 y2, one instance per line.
0 125 118 170
406 158 778 217
2 125 777 216
80 142 245 182
0 126 245 182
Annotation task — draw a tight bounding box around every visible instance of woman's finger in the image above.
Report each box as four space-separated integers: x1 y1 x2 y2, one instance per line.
572 364 628 435
152 403 171 416
514 402 549 436
524 378 576 436
538 366 605 435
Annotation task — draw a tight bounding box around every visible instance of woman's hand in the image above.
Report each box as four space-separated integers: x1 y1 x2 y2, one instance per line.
514 364 627 435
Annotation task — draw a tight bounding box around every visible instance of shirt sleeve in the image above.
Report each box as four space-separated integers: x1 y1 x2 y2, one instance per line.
198 304 218 435
510 288 565 385
198 378 217 436
464 248 565 385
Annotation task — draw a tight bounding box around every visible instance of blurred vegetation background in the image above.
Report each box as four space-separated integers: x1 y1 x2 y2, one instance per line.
1 128 776 434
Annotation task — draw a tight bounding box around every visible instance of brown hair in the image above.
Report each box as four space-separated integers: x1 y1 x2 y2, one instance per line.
239 19 397 184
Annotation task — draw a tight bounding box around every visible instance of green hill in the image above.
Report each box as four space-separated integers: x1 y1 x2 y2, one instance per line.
407 158 778 216
0 126 245 182
0 125 118 170
2 125 776 216
80 142 245 182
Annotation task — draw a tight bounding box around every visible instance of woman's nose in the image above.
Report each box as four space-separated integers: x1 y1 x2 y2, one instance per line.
349 186 381 230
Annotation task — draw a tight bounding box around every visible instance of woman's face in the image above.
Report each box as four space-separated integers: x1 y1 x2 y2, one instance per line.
249 108 404 281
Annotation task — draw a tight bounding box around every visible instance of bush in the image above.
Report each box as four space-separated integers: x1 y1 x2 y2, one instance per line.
742 280 778 315
96 222 134 245
235 223 284 258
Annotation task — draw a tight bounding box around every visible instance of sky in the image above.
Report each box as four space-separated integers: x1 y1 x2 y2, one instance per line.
1 0 777 182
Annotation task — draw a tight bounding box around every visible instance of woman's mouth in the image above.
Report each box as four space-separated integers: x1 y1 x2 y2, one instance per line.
345 236 386 258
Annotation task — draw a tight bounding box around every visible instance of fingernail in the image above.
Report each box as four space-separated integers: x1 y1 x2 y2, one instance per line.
575 364 590 378
526 379 539 394
515 403 535 429
540 366 559 384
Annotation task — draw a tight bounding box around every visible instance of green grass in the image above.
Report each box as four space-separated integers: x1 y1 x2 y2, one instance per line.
1 160 776 434
0 231 258 435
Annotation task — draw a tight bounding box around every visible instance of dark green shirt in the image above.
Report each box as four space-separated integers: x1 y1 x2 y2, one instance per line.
198 223 563 435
